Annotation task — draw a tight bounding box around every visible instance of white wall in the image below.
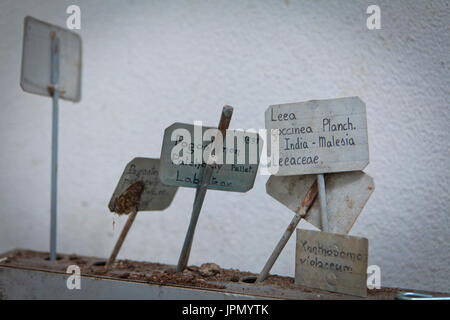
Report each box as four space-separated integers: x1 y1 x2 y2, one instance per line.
0 0 448 292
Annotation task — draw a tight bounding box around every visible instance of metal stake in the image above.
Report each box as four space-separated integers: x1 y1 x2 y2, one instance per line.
106 208 138 270
317 174 329 232
176 105 233 272
256 181 319 282
49 32 60 261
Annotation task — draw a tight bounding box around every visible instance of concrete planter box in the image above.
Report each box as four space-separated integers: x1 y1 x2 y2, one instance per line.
0 250 442 300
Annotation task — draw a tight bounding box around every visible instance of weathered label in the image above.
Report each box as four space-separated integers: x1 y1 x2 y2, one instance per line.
265 97 369 175
108 158 178 212
295 229 368 297
266 171 374 234
20 16 82 102
159 122 262 192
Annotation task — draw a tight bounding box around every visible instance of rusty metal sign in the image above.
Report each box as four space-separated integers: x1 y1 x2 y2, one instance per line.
266 171 374 234
295 229 368 297
159 122 262 192
20 16 82 102
108 158 178 212
265 97 369 176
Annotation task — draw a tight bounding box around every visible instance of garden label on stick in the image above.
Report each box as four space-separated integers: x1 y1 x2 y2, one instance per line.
159 122 262 193
265 97 369 176
171 106 244 272
266 171 374 234
106 158 178 270
295 229 368 297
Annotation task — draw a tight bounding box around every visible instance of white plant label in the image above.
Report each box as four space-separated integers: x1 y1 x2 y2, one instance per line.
265 97 369 176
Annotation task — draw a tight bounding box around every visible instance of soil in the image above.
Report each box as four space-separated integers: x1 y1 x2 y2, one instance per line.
0 249 441 299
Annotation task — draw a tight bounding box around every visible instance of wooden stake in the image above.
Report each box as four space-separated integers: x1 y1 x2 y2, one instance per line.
105 208 138 270
105 181 144 271
176 106 233 272
256 181 318 282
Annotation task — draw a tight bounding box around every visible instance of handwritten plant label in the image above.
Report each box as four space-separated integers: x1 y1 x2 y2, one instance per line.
295 229 368 297
265 97 369 176
108 158 178 212
159 123 262 192
266 171 374 234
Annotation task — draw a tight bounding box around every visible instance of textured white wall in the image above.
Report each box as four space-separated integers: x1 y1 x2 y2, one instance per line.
0 0 448 292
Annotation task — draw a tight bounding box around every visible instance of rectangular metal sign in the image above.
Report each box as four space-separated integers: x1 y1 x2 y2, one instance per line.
266 171 374 234
20 16 82 102
109 158 178 212
159 122 262 192
295 229 368 297
265 97 369 176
